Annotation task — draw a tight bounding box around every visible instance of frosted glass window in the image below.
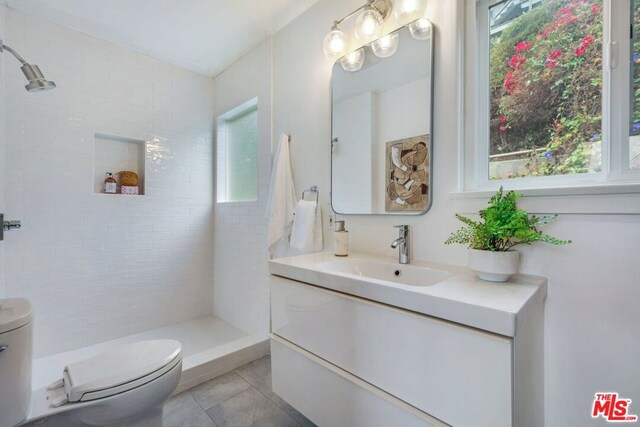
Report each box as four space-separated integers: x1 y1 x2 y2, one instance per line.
217 98 258 203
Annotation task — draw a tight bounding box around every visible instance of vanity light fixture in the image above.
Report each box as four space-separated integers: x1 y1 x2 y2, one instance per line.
340 48 365 72
323 0 428 71
371 32 399 58
322 0 392 62
393 0 426 26
323 22 349 61
355 4 385 44
409 18 433 40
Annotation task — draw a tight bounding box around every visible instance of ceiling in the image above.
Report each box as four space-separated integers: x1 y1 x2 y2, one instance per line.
7 0 321 76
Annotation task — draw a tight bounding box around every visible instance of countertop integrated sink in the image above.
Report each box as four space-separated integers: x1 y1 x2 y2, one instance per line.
269 252 547 337
317 259 452 287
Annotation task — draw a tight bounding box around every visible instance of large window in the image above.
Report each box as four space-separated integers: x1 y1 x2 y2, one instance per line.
631 0 640 169
468 0 640 190
217 98 258 203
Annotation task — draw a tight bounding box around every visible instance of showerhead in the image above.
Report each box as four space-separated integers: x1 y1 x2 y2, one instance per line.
0 40 56 93
21 63 56 92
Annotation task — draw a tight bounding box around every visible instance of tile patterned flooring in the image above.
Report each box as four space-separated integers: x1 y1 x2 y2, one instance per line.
163 356 315 427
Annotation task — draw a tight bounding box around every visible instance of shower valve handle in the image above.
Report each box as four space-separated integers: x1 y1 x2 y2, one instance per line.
0 214 22 241
3 221 22 231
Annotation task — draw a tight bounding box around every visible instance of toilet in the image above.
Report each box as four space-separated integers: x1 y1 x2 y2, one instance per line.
0 298 183 427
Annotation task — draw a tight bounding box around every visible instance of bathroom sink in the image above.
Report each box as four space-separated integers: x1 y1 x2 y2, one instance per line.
269 252 548 337
317 259 452 287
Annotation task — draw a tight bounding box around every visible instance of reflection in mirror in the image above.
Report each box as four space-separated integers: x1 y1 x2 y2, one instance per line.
331 22 433 215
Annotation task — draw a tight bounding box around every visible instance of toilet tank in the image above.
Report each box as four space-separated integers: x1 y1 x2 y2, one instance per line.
0 298 32 427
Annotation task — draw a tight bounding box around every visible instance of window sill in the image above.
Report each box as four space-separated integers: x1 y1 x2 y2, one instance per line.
449 183 640 215
216 200 259 207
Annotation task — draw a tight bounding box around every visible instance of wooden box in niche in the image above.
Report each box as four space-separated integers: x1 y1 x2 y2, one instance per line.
93 133 145 195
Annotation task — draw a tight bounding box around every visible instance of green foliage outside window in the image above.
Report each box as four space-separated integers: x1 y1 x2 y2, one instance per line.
489 0 606 178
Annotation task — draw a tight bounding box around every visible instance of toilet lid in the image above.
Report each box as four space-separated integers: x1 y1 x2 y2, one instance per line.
63 339 181 403
0 298 31 334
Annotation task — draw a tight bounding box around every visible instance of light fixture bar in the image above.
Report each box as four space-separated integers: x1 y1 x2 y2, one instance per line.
333 0 391 27
333 3 368 27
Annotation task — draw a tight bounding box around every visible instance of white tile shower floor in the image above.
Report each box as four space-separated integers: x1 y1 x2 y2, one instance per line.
32 316 248 390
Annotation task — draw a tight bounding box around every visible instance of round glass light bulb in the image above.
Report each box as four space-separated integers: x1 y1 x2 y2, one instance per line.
372 32 399 58
393 0 426 26
355 8 384 44
323 28 348 61
340 48 365 72
409 18 432 40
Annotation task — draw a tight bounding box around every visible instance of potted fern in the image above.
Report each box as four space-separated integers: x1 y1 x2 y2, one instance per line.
445 187 570 282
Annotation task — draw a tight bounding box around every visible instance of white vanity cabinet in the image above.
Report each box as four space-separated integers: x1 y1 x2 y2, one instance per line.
269 253 546 427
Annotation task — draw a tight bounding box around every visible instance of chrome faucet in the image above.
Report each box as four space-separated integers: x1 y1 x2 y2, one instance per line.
391 225 410 264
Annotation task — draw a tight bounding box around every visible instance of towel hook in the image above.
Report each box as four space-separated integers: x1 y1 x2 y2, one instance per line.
302 186 319 202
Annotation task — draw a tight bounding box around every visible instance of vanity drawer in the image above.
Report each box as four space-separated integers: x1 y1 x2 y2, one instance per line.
271 275 513 427
271 336 446 427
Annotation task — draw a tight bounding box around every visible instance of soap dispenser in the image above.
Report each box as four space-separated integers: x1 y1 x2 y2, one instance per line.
334 220 349 257
104 172 117 194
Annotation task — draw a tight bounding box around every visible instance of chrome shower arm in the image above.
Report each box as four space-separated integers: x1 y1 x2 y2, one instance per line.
0 39 56 92
0 40 27 65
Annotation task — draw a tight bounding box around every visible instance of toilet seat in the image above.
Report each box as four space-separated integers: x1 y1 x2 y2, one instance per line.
49 340 181 406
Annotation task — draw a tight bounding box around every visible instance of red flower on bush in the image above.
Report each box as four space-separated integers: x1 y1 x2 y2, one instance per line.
575 35 595 56
515 41 533 53
581 35 595 46
550 49 563 59
538 29 550 40
591 5 600 14
544 49 563 68
500 124 508 132
557 5 575 16
509 53 526 69
553 4 579 29
503 72 518 93
500 115 507 123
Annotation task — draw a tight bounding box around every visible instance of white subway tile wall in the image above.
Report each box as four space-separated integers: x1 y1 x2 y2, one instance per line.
212 40 272 336
93 134 146 194
0 4 6 299
2 8 215 357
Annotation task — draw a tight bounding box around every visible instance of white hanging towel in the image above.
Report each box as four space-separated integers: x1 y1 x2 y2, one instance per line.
267 134 297 253
312 200 324 252
290 199 323 252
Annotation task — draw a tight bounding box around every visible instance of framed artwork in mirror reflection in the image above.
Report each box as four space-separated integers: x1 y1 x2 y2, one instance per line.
385 134 430 212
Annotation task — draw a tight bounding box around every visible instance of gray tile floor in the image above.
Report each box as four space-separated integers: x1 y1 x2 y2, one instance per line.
163 356 316 427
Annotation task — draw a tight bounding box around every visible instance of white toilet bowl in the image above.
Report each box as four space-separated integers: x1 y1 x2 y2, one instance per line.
30 339 183 427
0 299 183 427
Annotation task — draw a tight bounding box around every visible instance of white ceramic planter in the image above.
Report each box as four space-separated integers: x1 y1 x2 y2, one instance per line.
468 249 520 282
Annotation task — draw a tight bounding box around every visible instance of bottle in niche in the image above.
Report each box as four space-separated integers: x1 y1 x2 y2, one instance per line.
104 172 117 194
335 220 349 257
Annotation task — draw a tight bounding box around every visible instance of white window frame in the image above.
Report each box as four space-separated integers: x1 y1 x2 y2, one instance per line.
216 97 259 204
458 0 640 213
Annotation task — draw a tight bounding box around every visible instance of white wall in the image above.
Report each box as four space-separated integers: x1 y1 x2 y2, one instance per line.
2 7 215 358
375 77 430 213
272 0 640 425
0 1 6 299
212 39 272 336
332 91 376 213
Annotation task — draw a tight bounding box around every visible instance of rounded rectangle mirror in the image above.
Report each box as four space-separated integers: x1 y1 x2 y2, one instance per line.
331 20 434 215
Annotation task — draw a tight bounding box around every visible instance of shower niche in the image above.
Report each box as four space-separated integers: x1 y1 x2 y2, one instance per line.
93 133 146 195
